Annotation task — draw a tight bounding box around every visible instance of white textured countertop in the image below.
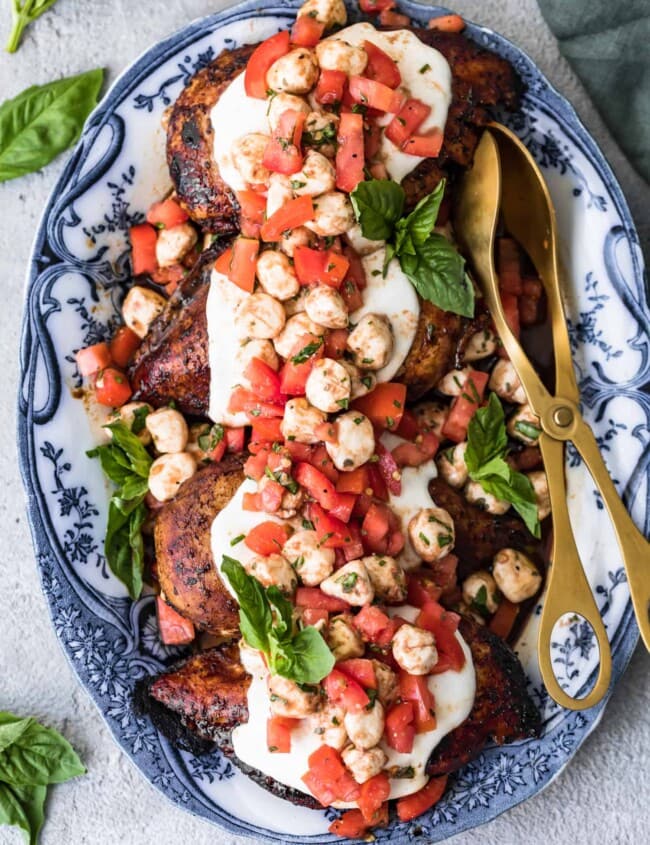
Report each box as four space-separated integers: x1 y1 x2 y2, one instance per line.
1 1 648 843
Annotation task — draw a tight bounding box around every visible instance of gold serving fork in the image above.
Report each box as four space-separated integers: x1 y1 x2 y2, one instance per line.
453 124 650 710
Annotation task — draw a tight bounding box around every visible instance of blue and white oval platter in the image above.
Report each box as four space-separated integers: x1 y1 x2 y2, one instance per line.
17 1 649 842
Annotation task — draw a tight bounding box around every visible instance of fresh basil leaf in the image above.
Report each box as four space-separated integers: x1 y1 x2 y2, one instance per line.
267 586 294 641
103 422 152 477
119 474 150 502
0 716 85 786
282 626 335 685
0 782 31 842
465 393 509 473
0 69 103 181
382 241 396 277
130 405 150 435
402 233 474 318
221 556 272 653
6 0 61 53
473 455 512 482
104 500 145 600
0 715 32 755
8 784 46 845
480 470 540 538
351 179 405 241
85 445 133 487
401 178 446 246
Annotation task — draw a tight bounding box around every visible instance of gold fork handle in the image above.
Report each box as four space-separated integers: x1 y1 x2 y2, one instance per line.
537 436 612 709
571 417 650 651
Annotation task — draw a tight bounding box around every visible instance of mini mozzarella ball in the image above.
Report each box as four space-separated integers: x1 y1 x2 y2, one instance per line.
344 701 384 750
304 286 349 329
327 614 364 660
370 660 399 709
268 675 320 718
155 222 197 268
462 570 500 614
305 191 355 237
361 555 407 604
236 338 280 374
303 111 339 158
298 0 347 28
244 553 297 595
507 403 541 445
266 173 294 218
436 442 468 489
231 133 271 186
281 397 327 444
148 452 196 502
283 530 335 586
145 407 188 454
273 312 324 358
278 226 313 259
342 745 387 784
316 39 368 76
489 359 527 404
283 286 310 317
325 411 375 471
345 223 383 257
236 292 286 339
267 48 319 95
291 150 336 197
320 560 374 606
305 357 351 413
437 367 474 397
408 506 455 562
267 93 310 132
311 704 348 750
463 328 499 362
339 360 376 399
239 639 267 675
122 285 166 339
347 314 393 371
492 548 542 603
256 250 300 301
464 479 511 515
413 401 448 437
111 401 152 445
392 623 438 675
528 470 551 521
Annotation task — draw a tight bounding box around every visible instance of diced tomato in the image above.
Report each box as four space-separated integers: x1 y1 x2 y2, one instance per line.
359 0 396 13
291 14 324 46
336 465 369 495
385 701 415 753
429 552 459 594
417 601 465 673
129 223 158 275
245 31 291 99
313 421 336 444
402 129 444 158
353 604 396 646
394 409 420 440
400 673 436 733
392 431 439 467
362 502 391 550
378 9 410 25
309 445 339 484
244 357 283 403
309 502 357 550
337 658 376 689
224 427 245 453
156 597 195 645
263 120 303 176
259 478 284 512
352 382 406 430
497 237 523 295
407 572 443 608
340 278 364 311
267 716 298 753
518 278 546 327
302 770 337 807
314 68 347 105
375 442 401 495
336 112 365 193
362 40 401 88
348 76 403 114
323 669 370 711
396 775 448 822
228 387 285 420
261 195 314 241
76 342 112 377
244 447 271 480
304 745 360 802
489 598 519 640
441 369 489 443
237 190 267 224
328 808 371 839
366 464 388 501
343 246 366 290
385 98 431 148
214 246 233 276
295 462 338 508
427 13 465 32
244 521 292 556
146 198 188 229
206 436 227 464
295 587 350 612
110 326 141 369
242 491 262 511
94 367 132 407
501 290 521 339
324 328 349 359
250 417 283 444
279 332 324 395
364 120 383 160
283 440 313 462
342 520 365 560
294 246 349 287
302 607 329 627
151 263 185 288
328 493 356 523
358 772 390 824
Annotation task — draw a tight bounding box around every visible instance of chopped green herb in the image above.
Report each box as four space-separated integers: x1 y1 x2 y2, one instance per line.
230 534 245 547
419 64 431 73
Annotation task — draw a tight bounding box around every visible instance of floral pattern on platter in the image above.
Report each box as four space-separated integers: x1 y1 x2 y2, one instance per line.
17 2 647 844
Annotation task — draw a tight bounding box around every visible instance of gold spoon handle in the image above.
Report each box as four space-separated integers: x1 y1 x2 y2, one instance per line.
537 435 612 709
570 417 650 650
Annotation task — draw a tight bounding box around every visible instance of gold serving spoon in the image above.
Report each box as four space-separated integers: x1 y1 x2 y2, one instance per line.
454 125 650 708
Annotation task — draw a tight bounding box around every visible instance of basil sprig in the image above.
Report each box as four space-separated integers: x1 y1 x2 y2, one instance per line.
0 712 84 844
0 68 103 182
6 1 60 53
350 178 474 317
87 422 152 599
464 393 540 537
222 556 335 684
